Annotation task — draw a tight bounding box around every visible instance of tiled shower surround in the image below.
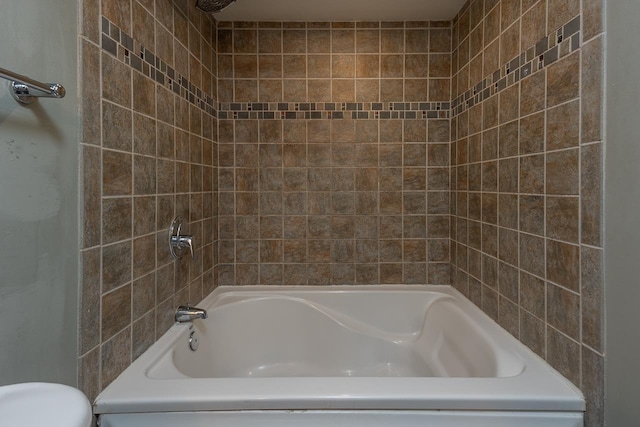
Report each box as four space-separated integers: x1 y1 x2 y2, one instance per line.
78 0 219 399
449 1 604 426
216 20 454 287
77 0 604 425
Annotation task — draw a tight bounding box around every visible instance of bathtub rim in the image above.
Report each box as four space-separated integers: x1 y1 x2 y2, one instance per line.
93 285 585 415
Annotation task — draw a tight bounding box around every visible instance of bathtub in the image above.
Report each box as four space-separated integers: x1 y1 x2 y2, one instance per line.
95 285 584 427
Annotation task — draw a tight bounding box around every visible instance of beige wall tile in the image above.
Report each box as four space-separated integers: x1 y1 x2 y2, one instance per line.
582 346 605 427
501 0 521 30
483 6 500 46
548 0 579 31
134 113 157 155
581 143 602 247
547 239 580 292
582 36 604 144
282 29 305 53
82 145 102 248
519 195 544 235
582 0 603 41
500 20 521 63
546 196 579 243
520 233 545 277
520 70 546 116
101 284 132 341
79 347 100 402
101 327 131 388
81 40 101 144
102 197 132 244
430 29 452 53
546 149 579 195
102 53 131 107
547 52 580 107
547 100 579 150
581 246 603 353
521 0 547 49
519 154 544 194
521 271 545 318
547 283 580 340
259 29 282 53
80 248 101 354
547 327 580 387
520 112 544 154
260 55 284 78
332 29 355 53
520 310 545 357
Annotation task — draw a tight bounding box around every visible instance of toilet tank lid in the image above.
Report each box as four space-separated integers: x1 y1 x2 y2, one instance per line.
0 382 92 427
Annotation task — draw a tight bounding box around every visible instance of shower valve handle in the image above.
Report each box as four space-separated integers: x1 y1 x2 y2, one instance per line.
169 217 195 259
173 234 194 259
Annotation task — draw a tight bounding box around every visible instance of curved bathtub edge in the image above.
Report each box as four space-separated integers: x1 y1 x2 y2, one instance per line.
207 292 456 344
93 285 585 415
94 376 585 414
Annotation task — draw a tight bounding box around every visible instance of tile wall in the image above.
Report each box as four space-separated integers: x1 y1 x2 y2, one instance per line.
215 21 453 286
75 0 606 424
449 0 604 425
78 0 218 399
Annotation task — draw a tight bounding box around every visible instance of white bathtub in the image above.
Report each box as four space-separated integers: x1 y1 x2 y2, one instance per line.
95 285 584 427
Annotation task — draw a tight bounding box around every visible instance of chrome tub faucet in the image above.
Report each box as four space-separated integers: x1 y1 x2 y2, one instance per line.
175 305 208 323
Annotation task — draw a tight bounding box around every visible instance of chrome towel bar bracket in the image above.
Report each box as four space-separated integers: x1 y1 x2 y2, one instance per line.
0 66 66 104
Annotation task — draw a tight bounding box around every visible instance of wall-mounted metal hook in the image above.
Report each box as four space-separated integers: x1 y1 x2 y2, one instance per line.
169 217 194 259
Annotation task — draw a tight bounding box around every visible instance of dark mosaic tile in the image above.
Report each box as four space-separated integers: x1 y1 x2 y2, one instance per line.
102 34 117 56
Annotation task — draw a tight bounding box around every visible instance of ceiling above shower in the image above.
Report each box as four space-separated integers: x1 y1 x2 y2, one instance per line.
213 0 467 22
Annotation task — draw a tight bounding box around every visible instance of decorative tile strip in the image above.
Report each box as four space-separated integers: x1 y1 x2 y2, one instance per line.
99 13 580 123
451 15 581 117
100 17 217 117
217 102 451 120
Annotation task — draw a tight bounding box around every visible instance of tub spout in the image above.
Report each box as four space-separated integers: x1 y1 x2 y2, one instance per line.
175 305 208 323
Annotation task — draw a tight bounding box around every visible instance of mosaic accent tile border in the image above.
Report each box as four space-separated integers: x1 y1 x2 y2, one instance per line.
100 15 449 121
451 15 581 117
100 17 217 117
217 21 452 29
99 14 581 122
217 102 451 120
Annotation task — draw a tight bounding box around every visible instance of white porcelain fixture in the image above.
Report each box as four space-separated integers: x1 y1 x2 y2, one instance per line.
0 382 92 427
95 285 584 427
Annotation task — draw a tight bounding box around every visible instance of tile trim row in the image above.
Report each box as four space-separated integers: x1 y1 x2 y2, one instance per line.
217 101 451 120
452 15 581 117
101 16 217 117
99 14 580 122
217 21 452 29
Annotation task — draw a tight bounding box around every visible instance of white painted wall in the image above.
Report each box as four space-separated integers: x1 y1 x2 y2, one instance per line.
605 0 640 424
0 0 79 385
